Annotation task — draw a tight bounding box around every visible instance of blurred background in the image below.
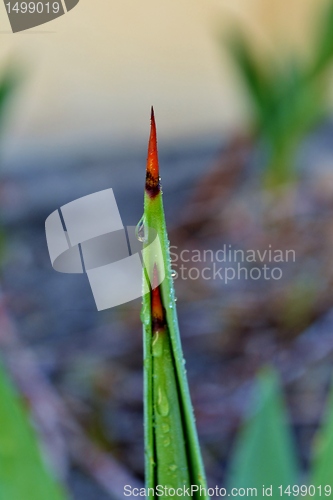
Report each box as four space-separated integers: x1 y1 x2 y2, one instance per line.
1 0 333 498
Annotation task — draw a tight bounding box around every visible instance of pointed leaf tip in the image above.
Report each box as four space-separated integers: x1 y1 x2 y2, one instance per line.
146 108 160 198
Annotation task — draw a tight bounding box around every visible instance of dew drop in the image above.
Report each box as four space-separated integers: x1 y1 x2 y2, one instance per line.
171 270 177 278
136 217 148 243
162 423 170 433
157 387 169 416
163 437 171 447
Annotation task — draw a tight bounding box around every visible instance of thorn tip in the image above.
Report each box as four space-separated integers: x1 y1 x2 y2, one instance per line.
145 108 160 198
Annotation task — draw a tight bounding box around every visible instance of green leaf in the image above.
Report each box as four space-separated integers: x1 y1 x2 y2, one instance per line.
141 110 208 499
227 367 299 498
0 360 67 500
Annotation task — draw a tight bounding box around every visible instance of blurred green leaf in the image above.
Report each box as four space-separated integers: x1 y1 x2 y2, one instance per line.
0 360 67 500
309 375 333 493
0 65 21 266
308 0 333 79
227 368 299 498
226 34 274 128
225 0 333 188
0 66 19 135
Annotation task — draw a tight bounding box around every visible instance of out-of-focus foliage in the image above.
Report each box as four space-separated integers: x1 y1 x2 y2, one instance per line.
310 374 333 493
0 65 66 499
228 367 333 497
0 64 19 261
0 360 67 500
0 65 19 136
227 368 299 498
226 0 333 188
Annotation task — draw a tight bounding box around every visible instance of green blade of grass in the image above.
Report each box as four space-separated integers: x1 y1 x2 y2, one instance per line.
227 367 299 498
0 359 67 500
141 109 208 499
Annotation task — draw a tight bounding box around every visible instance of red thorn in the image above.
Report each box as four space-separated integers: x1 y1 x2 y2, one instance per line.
146 108 160 197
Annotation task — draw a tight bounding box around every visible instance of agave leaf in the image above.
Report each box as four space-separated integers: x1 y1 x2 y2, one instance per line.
141 109 208 499
0 359 67 500
227 367 299 498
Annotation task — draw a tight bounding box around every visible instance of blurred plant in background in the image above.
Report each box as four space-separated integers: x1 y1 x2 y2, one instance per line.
0 65 67 500
0 361 66 500
227 367 333 498
0 65 18 139
226 0 333 188
227 368 299 498
170 3 333 495
0 65 18 261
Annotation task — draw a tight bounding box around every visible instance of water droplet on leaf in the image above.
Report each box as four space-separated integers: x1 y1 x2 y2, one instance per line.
136 217 148 243
157 387 169 416
163 437 171 447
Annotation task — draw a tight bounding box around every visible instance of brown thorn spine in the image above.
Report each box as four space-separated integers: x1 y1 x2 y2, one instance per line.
145 107 161 198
